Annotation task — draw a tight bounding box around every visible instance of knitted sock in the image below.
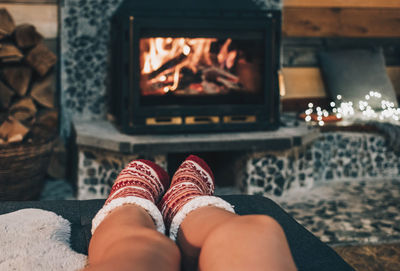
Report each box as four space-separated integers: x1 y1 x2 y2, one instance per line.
159 155 235 240
91 159 169 235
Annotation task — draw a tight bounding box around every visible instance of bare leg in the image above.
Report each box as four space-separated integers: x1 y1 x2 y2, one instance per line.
85 205 181 271
177 206 297 271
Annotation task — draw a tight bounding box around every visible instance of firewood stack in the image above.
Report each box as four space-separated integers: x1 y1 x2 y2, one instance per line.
0 8 57 144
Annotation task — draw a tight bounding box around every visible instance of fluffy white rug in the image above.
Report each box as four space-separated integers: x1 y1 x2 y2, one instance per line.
0 208 87 270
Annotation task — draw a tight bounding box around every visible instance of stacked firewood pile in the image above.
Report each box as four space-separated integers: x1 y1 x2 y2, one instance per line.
0 8 57 144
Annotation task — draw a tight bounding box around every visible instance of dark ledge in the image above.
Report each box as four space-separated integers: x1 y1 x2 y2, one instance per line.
72 120 320 155
320 123 380 133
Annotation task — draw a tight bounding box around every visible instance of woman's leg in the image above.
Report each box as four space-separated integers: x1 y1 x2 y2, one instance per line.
160 155 297 271
178 206 297 271
86 159 180 271
85 204 180 271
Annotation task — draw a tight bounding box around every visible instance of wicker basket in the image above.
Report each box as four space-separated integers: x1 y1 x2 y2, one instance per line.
0 136 56 201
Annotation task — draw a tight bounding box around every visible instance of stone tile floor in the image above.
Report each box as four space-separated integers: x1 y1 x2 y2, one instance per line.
275 178 400 246
334 243 400 271
40 179 75 201
41 177 400 247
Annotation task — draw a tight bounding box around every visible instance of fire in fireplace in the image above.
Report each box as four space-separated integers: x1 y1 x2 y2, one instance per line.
110 0 281 134
140 37 263 100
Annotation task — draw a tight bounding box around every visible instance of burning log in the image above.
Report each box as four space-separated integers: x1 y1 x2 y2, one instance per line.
201 81 221 94
148 53 187 79
0 43 24 62
0 9 57 144
0 8 15 40
202 66 240 91
14 24 43 49
216 77 240 91
202 66 239 83
140 37 262 96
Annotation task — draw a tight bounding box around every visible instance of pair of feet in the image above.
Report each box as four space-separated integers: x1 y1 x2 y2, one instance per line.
92 155 234 240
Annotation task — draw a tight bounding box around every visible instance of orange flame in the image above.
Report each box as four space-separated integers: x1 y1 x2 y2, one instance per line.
140 37 237 94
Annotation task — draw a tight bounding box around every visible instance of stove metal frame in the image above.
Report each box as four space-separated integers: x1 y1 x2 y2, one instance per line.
110 9 281 134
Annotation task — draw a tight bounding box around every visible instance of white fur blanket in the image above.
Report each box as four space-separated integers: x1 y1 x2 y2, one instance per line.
0 209 87 270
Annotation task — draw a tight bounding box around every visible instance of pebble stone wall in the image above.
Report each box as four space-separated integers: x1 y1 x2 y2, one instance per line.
76 131 400 199
76 146 166 199
242 131 400 197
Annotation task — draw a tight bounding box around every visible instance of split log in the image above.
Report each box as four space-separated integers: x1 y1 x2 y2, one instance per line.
0 9 15 40
9 97 37 121
216 77 240 90
0 112 7 124
0 43 24 62
8 133 24 143
25 43 57 76
0 117 29 143
14 24 43 49
148 53 187 79
30 75 54 108
202 66 239 83
35 109 58 129
2 65 32 96
0 80 14 109
201 81 221 94
30 110 58 140
201 66 240 91
0 10 58 145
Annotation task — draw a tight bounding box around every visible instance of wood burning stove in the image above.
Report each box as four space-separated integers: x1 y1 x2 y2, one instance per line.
110 0 281 134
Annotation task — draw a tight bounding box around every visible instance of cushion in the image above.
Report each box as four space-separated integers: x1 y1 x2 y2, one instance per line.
318 47 397 109
0 208 86 270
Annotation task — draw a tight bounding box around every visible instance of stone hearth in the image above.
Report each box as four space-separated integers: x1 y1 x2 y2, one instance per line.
72 119 318 199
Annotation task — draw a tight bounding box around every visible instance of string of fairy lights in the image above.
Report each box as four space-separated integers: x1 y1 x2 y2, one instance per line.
304 91 400 126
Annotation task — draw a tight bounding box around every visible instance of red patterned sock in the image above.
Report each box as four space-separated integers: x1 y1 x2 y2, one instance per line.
92 159 170 234
159 155 235 240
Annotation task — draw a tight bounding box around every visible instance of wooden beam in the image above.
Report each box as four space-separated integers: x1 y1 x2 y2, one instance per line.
284 0 400 8
283 7 400 38
0 4 58 38
0 1 58 4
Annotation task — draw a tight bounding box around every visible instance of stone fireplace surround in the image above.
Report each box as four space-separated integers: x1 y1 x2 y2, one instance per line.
60 0 282 138
72 119 400 202
60 0 400 201
61 0 291 198
72 119 319 199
